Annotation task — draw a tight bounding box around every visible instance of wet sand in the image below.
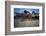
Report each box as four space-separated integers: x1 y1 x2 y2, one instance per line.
14 18 39 27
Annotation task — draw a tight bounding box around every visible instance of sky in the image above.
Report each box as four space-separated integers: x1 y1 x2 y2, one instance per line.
14 8 39 14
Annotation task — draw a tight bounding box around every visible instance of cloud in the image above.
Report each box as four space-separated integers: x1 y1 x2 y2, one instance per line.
14 8 39 13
